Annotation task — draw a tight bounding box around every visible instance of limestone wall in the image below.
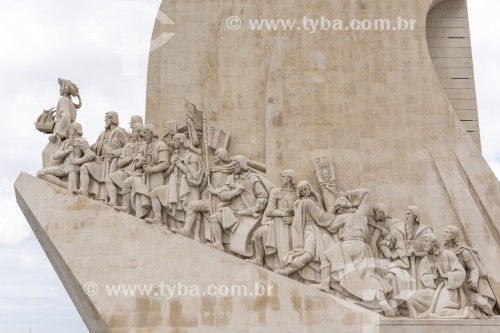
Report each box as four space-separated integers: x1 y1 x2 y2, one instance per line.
145 0 500 299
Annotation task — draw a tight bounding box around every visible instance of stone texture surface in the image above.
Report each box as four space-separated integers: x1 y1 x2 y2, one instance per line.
146 0 500 301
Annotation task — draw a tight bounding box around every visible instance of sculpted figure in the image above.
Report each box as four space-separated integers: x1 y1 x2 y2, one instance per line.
305 189 394 317
275 181 334 283
369 203 403 260
129 115 143 130
247 169 298 270
73 111 129 199
52 78 82 141
406 233 469 319
170 148 233 242
37 122 95 190
443 226 497 318
104 123 144 207
208 155 271 257
380 206 433 296
145 133 204 228
39 78 83 168
117 124 169 217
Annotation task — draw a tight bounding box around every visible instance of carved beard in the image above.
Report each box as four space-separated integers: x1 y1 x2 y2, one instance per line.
405 221 414 240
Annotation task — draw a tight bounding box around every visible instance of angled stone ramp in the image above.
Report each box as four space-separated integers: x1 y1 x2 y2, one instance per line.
15 172 380 333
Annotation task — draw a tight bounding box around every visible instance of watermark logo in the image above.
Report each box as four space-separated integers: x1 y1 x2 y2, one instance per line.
226 16 417 33
84 1 175 75
83 281 274 299
226 16 243 31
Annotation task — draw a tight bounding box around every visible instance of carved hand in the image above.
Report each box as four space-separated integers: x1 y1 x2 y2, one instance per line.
468 279 479 291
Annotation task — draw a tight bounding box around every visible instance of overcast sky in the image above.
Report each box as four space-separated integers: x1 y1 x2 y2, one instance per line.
0 0 499 332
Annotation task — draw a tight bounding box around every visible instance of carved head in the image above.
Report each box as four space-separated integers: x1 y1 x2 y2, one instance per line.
172 133 188 149
214 148 229 163
141 124 158 142
297 181 312 198
334 196 352 214
129 115 143 129
68 122 83 136
163 120 178 136
131 123 143 142
405 206 420 224
58 78 79 97
232 155 249 173
105 111 119 127
281 169 296 187
423 233 440 253
443 225 460 245
372 203 389 222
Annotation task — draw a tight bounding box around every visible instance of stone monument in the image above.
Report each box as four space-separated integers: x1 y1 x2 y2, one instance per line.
15 0 500 331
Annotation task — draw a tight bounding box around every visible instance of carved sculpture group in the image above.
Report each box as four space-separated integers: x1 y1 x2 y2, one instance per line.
35 79 499 319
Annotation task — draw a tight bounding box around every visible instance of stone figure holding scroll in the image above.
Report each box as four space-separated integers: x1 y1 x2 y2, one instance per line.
37 122 95 190
247 169 298 270
73 111 129 199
